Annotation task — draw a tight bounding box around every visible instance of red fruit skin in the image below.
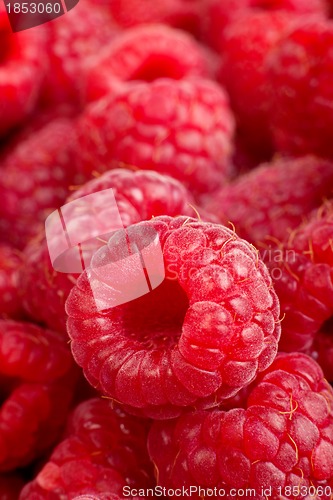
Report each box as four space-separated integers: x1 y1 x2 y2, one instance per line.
0 7 46 136
204 156 333 246
76 79 235 196
84 24 215 104
265 200 333 353
66 215 280 419
0 320 77 471
99 0 203 37
219 11 296 154
20 398 153 499
20 169 202 334
201 0 327 52
0 116 80 250
148 353 333 499
267 19 333 158
0 244 24 319
40 1 120 108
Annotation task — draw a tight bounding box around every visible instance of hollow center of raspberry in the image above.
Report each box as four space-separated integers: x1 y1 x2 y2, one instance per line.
0 374 17 405
120 278 189 350
130 56 188 82
320 316 333 334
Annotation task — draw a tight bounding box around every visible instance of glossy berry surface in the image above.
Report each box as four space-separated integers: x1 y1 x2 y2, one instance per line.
0 320 76 471
148 353 333 499
20 398 153 498
84 24 213 103
76 79 235 196
20 169 200 334
66 216 280 418
265 200 333 352
205 156 333 246
267 19 333 157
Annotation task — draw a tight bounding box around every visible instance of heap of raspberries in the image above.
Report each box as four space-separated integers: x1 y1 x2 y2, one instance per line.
1 1 333 498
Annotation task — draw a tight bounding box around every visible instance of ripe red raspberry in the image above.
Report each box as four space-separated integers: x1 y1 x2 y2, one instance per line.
84 24 215 103
148 353 333 498
20 398 153 498
0 320 77 471
267 19 333 157
0 244 24 319
0 6 46 136
20 169 201 334
219 11 296 153
41 1 119 108
204 156 333 246
0 115 80 249
265 200 333 352
100 0 202 36
76 79 235 196
66 216 280 419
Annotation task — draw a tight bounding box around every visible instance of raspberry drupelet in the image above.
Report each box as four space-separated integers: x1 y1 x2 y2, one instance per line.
84 24 215 103
66 216 281 419
265 199 333 353
0 320 77 471
148 353 333 499
20 169 203 334
76 79 235 196
204 156 333 246
20 398 153 498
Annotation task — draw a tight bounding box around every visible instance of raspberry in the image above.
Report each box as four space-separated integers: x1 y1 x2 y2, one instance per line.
41 1 119 108
0 320 77 471
265 200 333 352
101 0 202 36
20 398 153 498
267 19 333 157
0 6 46 136
76 79 235 196
219 11 297 154
84 24 215 103
0 115 80 249
148 353 333 498
66 216 280 419
201 0 326 53
0 244 24 319
204 156 333 246
20 169 201 334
